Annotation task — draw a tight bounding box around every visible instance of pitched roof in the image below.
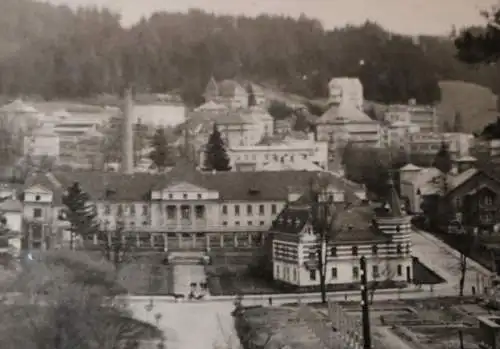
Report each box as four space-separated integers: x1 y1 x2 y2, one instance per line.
316 103 374 124
272 202 390 244
21 165 361 203
218 80 246 97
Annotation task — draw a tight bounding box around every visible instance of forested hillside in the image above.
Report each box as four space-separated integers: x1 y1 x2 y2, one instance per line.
0 1 498 105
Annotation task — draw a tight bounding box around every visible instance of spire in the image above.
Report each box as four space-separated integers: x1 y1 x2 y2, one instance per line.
386 176 404 217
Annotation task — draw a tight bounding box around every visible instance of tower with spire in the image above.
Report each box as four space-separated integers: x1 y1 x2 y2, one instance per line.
374 175 413 282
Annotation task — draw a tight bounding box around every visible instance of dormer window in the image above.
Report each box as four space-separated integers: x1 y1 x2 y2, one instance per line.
35 195 41 201
183 193 188 200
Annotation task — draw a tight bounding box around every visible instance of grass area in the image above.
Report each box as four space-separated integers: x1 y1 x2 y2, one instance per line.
437 80 498 133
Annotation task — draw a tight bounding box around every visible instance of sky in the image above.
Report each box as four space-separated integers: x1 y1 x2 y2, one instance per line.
45 0 499 35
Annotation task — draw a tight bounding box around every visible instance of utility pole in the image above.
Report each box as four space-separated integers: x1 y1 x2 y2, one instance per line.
360 256 372 349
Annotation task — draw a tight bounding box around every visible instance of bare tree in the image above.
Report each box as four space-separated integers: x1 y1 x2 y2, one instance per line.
369 259 396 304
310 174 338 304
0 249 161 349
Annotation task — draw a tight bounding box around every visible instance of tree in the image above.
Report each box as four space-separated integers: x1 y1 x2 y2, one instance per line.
204 124 231 172
453 111 463 132
369 260 397 304
246 83 256 107
149 127 175 170
0 249 163 349
267 100 294 120
62 182 100 250
309 175 338 304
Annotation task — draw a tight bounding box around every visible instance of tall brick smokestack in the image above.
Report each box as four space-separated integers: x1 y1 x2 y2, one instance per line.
121 87 134 174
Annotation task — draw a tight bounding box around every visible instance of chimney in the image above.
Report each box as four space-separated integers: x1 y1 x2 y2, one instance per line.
121 87 134 174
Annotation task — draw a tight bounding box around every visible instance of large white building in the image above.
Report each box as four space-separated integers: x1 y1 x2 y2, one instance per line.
271 179 413 288
19 163 359 252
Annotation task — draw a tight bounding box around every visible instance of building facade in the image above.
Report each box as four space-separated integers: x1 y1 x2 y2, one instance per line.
20 163 358 252
222 134 328 172
328 77 364 111
271 182 413 287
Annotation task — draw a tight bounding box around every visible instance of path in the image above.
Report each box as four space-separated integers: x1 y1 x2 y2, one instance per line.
172 263 208 296
129 300 240 349
411 229 493 294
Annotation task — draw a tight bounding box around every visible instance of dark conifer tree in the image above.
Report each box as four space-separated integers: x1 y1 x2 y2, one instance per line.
204 123 231 171
246 83 256 107
149 128 175 170
62 182 99 250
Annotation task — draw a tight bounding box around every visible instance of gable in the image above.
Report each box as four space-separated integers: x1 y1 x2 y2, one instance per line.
151 181 219 200
25 184 52 194
447 171 500 199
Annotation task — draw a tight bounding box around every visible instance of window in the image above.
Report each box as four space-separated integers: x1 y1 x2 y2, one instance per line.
397 265 402 276
183 193 188 200
235 221 240 226
181 205 190 219
372 265 379 279
454 197 462 208
117 205 123 217
309 270 316 281
222 221 228 226
166 206 176 220
271 204 277 215
104 205 111 215
308 252 315 260
247 205 253 216
35 195 41 201
331 247 337 257
142 205 148 216
352 246 358 256
33 208 42 218
222 205 228 215
234 205 240 216
260 221 265 226
195 205 205 219
247 221 253 226
276 265 280 278
483 195 493 205
331 267 338 279
197 193 202 199
259 204 265 216
352 266 359 279
168 193 173 199
372 245 378 255
129 205 136 216
396 244 402 255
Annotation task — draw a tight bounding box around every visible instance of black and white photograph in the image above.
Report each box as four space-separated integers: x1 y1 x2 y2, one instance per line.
1 0 500 348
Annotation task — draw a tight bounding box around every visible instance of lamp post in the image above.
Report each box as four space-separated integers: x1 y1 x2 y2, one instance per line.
360 256 372 349
310 173 336 304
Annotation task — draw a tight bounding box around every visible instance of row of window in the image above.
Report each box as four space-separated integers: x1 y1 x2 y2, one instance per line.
307 244 411 259
309 264 404 281
222 220 267 227
236 153 312 162
104 204 149 216
222 204 277 216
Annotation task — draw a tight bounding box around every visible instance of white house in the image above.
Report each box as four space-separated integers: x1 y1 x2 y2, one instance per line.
328 77 364 111
271 180 413 288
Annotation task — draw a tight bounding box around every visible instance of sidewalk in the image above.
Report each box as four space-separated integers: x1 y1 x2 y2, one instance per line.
411 228 492 294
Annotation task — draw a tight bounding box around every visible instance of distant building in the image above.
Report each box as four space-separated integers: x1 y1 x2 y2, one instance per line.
408 132 474 162
23 128 60 159
216 133 328 172
385 102 437 133
203 78 266 109
380 121 420 150
328 77 364 111
316 101 381 155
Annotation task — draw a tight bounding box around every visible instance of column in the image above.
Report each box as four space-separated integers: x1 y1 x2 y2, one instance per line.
192 233 197 248
234 233 238 248
206 234 211 251
177 233 182 249
135 233 140 247
261 233 265 245
93 234 98 245
150 233 155 248
163 233 168 252
220 234 224 248
248 233 252 247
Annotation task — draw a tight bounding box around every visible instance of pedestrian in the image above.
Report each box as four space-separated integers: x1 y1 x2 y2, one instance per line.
268 296 273 306
472 286 476 296
344 293 348 301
